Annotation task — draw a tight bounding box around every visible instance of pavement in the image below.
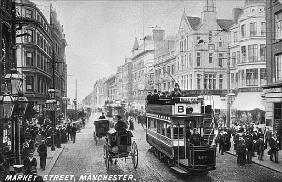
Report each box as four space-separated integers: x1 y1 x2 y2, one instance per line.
225 137 282 173
34 144 65 176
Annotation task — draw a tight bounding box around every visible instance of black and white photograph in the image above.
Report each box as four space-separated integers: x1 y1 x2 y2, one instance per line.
1 0 282 181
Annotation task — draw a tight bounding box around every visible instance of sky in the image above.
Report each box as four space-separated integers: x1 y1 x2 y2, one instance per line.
34 0 245 104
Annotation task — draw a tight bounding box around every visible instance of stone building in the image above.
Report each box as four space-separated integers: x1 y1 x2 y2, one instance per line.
130 32 158 110
154 35 176 92
93 78 106 110
263 0 282 136
229 0 266 125
175 0 232 111
15 0 67 117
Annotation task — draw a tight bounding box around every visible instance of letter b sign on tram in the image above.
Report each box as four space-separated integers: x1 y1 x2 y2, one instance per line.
175 104 186 115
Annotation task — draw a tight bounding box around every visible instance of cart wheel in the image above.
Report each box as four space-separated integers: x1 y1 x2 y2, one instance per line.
131 141 138 169
104 143 110 171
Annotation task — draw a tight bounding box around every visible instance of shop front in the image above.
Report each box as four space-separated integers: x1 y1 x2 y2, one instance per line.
231 92 266 127
263 84 282 148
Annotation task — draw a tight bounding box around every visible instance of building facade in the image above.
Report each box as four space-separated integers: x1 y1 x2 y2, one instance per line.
154 36 176 92
15 0 67 117
120 58 133 104
175 0 232 112
131 35 155 110
263 0 282 136
229 0 266 125
93 78 106 110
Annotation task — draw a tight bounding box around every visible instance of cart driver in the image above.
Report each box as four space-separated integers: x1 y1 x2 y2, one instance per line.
114 115 128 132
99 112 106 119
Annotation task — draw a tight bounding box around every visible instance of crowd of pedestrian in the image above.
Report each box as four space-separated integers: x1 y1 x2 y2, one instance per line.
0 115 89 181
215 124 280 166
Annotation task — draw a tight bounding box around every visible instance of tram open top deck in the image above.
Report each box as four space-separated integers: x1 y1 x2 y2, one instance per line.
146 96 212 117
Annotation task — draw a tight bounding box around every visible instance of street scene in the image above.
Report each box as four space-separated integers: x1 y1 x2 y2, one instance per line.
1 0 282 182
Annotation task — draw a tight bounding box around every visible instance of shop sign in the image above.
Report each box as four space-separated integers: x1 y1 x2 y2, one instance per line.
264 87 282 94
179 97 198 104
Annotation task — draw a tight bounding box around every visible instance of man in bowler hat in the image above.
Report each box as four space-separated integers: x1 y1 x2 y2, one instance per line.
37 139 47 170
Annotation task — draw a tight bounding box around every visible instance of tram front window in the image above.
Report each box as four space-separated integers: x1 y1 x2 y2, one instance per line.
173 127 184 139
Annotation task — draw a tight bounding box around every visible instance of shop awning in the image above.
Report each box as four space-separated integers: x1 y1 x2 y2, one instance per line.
232 92 265 111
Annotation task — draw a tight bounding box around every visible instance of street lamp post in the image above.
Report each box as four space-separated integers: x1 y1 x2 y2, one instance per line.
62 97 68 123
5 68 28 164
46 89 56 151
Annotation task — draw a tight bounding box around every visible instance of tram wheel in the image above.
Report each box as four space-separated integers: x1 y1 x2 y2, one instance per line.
131 141 138 169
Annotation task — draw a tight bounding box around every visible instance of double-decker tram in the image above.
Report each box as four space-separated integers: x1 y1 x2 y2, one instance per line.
146 96 216 175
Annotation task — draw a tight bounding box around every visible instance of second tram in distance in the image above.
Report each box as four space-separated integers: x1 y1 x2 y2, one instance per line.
146 96 216 175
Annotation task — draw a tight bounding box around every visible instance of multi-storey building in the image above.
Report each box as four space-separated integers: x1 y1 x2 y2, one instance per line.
175 0 232 111
229 0 266 125
93 78 106 110
115 65 123 101
15 0 67 116
263 0 282 136
104 75 116 102
154 35 176 92
131 33 157 110
50 9 67 107
120 58 133 104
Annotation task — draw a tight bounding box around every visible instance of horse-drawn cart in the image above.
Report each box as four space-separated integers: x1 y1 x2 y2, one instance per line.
103 129 138 171
93 119 110 145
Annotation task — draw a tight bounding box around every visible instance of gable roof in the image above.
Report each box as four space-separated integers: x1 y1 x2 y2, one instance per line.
217 19 233 30
186 16 201 30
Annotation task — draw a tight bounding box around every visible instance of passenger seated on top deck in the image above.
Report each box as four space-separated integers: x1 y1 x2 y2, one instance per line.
146 91 153 104
99 112 106 119
189 129 202 146
151 89 159 104
171 83 182 97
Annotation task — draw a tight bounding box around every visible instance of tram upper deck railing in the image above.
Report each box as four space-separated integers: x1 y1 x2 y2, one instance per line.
146 96 203 105
146 96 204 116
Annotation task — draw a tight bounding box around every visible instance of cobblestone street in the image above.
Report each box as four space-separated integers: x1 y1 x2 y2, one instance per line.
49 114 282 182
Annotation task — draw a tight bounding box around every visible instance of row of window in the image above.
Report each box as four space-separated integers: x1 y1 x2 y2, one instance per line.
240 22 266 39
147 118 184 139
155 64 175 78
196 74 224 90
230 68 266 88
177 52 225 70
179 35 224 52
133 69 144 81
25 50 65 75
26 75 65 93
20 7 50 34
241 44 265 63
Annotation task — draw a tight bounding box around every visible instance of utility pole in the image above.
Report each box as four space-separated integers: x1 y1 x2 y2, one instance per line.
51 49 56 151
75 79 77 111
226 56 231 128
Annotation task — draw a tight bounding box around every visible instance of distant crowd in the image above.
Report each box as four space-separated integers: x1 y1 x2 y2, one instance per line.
215 124 280 165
